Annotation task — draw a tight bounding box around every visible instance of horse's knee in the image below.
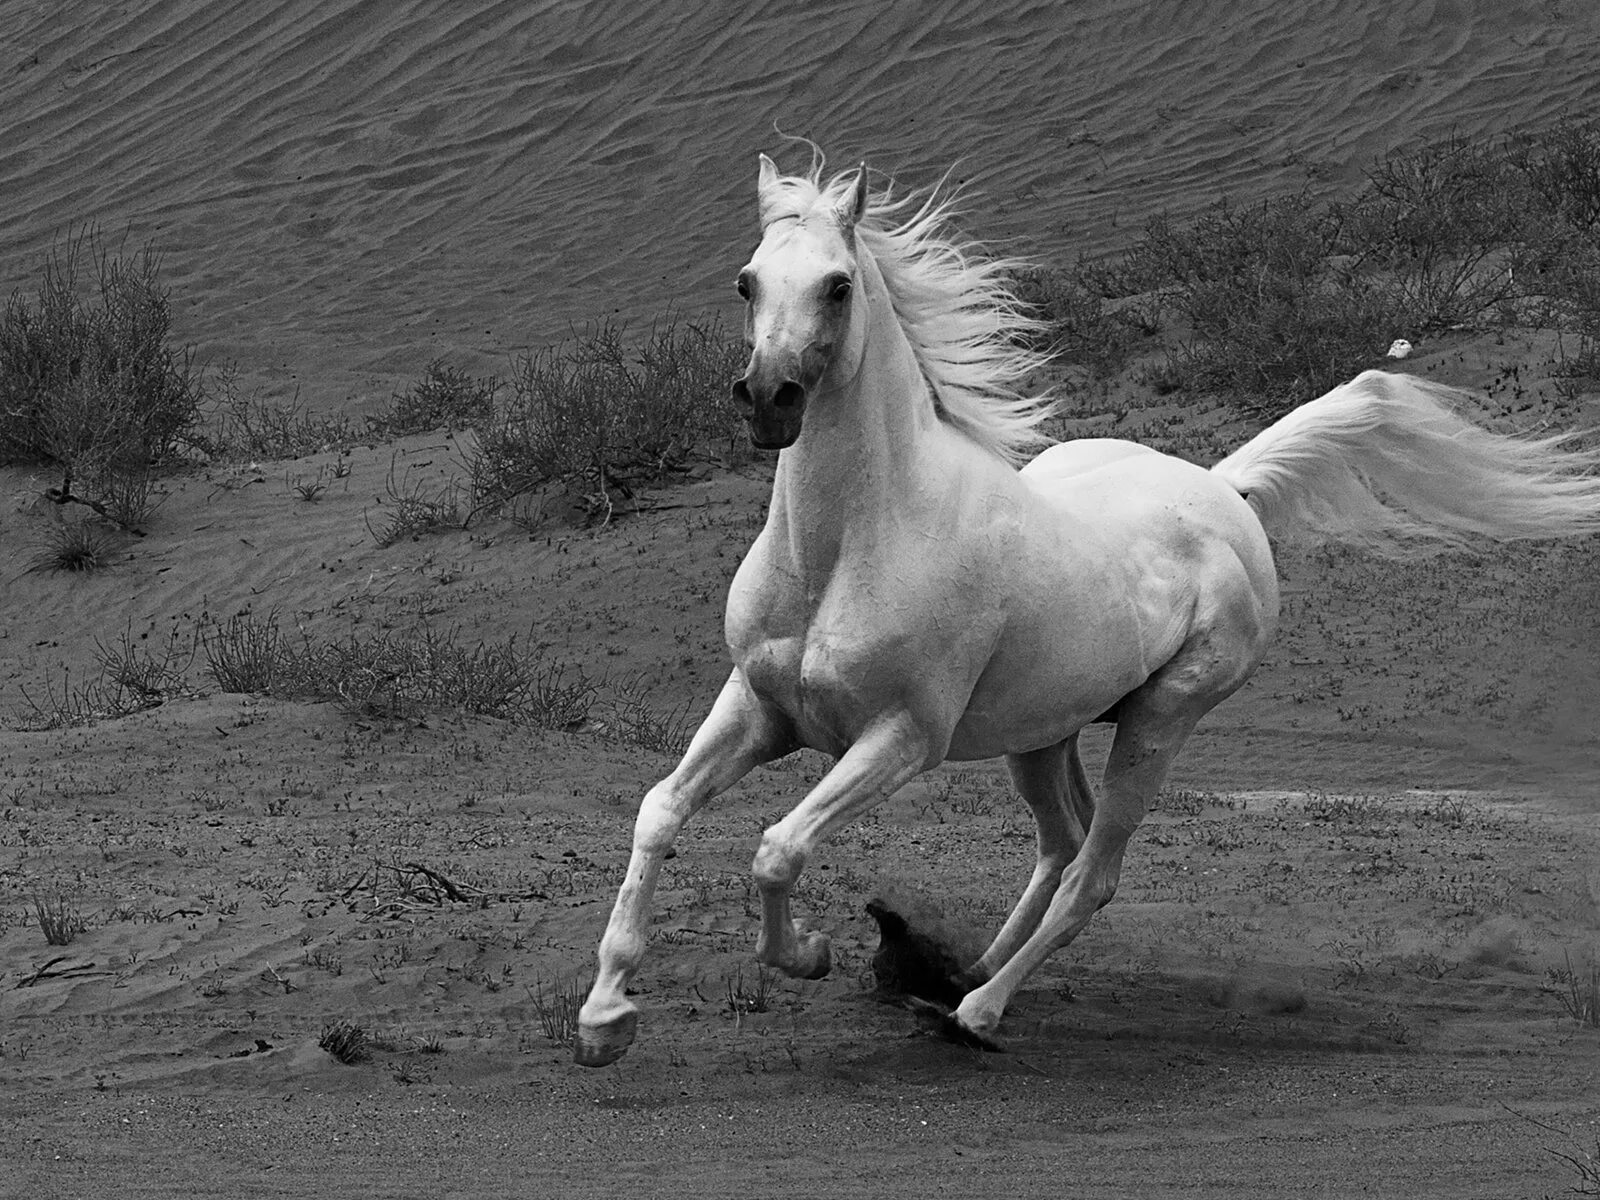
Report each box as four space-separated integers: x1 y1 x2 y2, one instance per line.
751 826 804 892
631 783 686 855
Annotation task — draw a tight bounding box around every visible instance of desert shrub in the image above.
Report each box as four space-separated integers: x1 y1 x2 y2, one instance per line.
369 358 496 437
1506 115 1600 233
1336 132 1527 329
1136 196 1401 414
0 230 203 517
20 670 162 729
200 611 596 728
202 611 288 694
1082 120 1600 416
1007 264 1148 374
1502 117 1600 387
297 627 594 725
467 316 746 518
201 368 360 460
17 625 190 728
363 454 462 547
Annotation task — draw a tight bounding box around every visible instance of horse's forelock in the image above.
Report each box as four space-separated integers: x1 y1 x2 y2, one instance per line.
759 166 876 232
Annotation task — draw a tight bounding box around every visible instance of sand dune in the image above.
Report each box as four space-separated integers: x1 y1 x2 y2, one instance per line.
2 1 1596 410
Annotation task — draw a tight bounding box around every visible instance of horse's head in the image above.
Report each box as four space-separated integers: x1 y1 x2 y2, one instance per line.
730 154 870 450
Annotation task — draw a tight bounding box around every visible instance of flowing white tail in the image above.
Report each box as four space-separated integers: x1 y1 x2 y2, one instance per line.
1211 370 1600 550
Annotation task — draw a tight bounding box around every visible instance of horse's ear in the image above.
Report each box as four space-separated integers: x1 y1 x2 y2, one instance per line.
837 163 868 229
757 153 783 225
758 153 779 192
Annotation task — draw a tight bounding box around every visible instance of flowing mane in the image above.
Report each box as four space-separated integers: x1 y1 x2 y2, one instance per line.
759 160 1057 464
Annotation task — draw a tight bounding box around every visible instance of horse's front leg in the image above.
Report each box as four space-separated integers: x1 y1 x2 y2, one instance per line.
575 672 791 1067
753 716 929 979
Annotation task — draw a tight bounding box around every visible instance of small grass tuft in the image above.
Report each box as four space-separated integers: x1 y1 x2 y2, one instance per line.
26 521 122 573
1546 949 1600 1029
318 1021 371 1064
529 975 590 1047
725 963 778 1015
34 894 87 945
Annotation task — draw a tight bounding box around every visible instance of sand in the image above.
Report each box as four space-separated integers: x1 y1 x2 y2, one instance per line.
3 2 1600 1196
3 0 1597 410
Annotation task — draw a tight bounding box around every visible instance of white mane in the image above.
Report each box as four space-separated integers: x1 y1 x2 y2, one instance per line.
759 160 1057 464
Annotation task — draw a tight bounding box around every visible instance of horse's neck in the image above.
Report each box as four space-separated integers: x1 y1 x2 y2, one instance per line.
768 299 937 575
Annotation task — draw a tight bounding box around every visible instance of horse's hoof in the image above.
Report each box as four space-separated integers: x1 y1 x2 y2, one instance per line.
793 930 832 980
905 996 1006 1053
573 1010 638 1068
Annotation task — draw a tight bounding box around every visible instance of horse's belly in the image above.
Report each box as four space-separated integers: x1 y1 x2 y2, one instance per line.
945 631 1149 760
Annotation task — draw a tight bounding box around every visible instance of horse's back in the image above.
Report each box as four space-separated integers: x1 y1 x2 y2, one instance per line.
1022 439 1254 546
1021 437 1163 483
1022 436 1281 678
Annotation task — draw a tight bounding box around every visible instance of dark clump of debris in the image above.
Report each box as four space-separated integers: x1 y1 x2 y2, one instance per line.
865 887 987 1008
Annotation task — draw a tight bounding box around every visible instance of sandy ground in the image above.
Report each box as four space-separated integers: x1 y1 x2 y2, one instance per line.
3 2 1600 1197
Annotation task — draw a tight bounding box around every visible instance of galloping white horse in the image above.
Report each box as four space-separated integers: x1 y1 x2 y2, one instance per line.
575 152 1600 1066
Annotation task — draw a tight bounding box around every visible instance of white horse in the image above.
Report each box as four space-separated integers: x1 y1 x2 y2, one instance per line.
574 152 1600 1066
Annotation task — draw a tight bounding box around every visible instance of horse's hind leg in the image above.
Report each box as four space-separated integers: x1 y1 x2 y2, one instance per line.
958 734 1095 990
951 693 1207 1041
752 715 930 979
575 672 792 1067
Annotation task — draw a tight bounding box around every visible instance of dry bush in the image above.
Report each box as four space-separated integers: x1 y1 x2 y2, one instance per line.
1128 195 1401 416
363 455 462 547
0 229 203 523
369 358 496 436
467 316 746 521
201 369 360 461
199 611 597 730
1071 117 1600 417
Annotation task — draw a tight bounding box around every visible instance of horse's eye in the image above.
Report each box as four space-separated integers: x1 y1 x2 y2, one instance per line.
828 277 852 303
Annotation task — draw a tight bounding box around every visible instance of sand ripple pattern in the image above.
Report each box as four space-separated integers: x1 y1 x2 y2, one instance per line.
1 0 1596 405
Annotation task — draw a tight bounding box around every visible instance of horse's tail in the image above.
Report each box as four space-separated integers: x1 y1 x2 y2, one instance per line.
1210 369 1600 553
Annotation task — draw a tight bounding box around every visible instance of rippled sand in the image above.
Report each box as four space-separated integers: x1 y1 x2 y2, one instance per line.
1 1 1596 407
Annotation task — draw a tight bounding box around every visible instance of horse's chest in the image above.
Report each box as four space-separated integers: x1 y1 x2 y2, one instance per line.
740 636 894 756
729 568 913 746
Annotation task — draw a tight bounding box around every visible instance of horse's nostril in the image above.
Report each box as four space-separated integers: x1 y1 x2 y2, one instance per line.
774 381 803 410
730 378 753 409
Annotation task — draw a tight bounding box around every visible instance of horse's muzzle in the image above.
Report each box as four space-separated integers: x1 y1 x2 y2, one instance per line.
731 375 806 450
